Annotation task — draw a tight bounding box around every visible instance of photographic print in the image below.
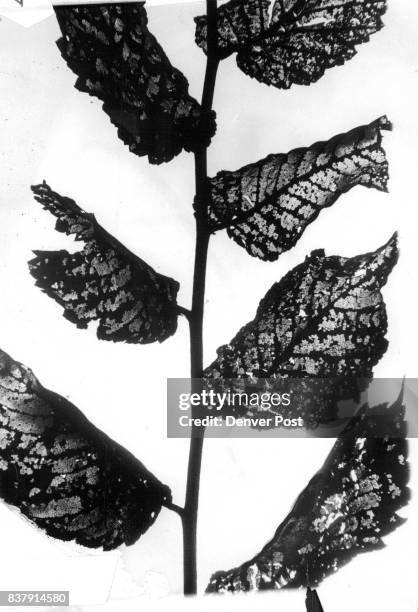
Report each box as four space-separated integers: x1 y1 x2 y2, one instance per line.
0 1 417 611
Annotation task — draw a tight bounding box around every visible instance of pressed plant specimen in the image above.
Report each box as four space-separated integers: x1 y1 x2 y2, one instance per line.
0 1 410 610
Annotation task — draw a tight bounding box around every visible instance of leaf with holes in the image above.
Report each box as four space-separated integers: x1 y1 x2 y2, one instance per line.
29 182 179 344
204 235 398 426
206 392 409 592
207 116 391 261
55 2 216 164
0 349 171 550
195 0 387 89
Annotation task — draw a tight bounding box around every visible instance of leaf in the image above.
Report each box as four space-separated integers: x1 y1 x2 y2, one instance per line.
195 0 387 89
0 348 171 550
207 116 391 261
55 3 216 165
204 235 398 425
206 392 410 592
306 588 324 612
29 182 179 344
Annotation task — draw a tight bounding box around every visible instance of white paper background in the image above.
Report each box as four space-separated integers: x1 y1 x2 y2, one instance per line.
0 1 418 611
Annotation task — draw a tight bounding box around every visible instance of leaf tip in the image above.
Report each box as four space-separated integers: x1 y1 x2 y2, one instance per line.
359 231 399 288
381 230 399 263
30 182 43 193
376 115 393 132
31 181 51 201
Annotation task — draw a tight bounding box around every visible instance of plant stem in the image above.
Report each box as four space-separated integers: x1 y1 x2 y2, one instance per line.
182 227 209 596
182 0 218 595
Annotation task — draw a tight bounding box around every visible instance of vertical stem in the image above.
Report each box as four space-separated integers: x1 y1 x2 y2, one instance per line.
182 227 209 595
182 0 218 595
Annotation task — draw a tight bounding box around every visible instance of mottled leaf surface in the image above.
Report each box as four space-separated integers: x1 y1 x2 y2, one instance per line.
205 236 398 425
208 117 391 261
0 349 171 550
206 394 409 592
195 0 387 89
29 182 179 344
56 3 215 164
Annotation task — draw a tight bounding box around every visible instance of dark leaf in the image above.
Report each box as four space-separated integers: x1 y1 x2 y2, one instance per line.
207 116 391 261
29 182 179 344
306 588 324 612
195 0 387 89
56 2 215 165
205 235 398 425
206 392 409 592
0 349 171 550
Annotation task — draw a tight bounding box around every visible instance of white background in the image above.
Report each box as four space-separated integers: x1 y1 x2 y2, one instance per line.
1 1 418 610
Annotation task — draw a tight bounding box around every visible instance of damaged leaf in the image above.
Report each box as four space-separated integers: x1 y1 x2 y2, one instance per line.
29 182 179 344
205 235 398 425
195 0 387 89
207 116 391 261
56 2 216 164
0 348 171 550
206 392 409 592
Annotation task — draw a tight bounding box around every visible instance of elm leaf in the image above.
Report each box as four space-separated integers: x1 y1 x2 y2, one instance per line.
195 0 387 89
29 182 179 344
206 393 409 592
207 116 391 261
0 348 171 550
205 235 398 425
56 3 216 165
